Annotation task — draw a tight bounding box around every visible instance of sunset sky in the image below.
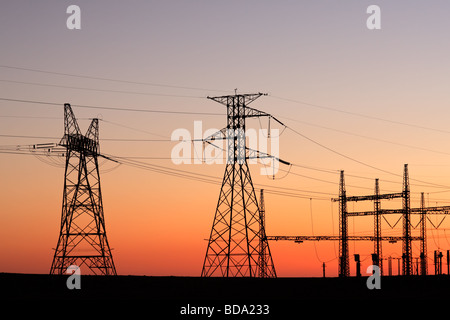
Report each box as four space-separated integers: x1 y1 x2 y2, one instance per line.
2 1 450 277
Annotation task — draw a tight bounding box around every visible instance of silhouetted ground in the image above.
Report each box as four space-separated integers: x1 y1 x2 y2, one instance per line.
1 273 449 315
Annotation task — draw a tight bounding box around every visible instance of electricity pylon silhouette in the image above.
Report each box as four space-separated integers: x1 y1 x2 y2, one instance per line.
50 104 117 276
201 93 288 277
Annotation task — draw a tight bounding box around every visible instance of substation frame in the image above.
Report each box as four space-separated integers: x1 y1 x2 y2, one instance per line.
267 164 450 277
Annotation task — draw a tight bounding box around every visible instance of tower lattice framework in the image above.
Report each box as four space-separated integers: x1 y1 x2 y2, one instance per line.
201 93 284 277
50 103 116 275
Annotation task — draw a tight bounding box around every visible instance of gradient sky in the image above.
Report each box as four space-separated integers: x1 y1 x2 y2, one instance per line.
2 1 450 277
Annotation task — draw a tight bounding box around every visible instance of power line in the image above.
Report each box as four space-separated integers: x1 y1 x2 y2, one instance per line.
2 96 450 191
8 64 445 134
100 119 170 140
0 137 412 193
0 97 223 116
0 134 59 140
290 163 450 191
1 128 449 191
0 115 61 120
270 94 450 134
284 125 450 190
106 154 333 199
4 97 450 158
0 134 174 142
277 166 379 192
0 65 230 94
3 96 449 156
1 137 448 199
280 117 450 156
0 145 334 200
0 79 204 99
286 125 401 176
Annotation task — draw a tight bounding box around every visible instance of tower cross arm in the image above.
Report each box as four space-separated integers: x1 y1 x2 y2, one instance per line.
244 106 285 127
331 192 403 202
246 147 290 166
207 92 266 105
201 127 228 142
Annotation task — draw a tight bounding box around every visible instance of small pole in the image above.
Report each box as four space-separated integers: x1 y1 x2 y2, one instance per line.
388 257 392 276
354 254 361 277
447 250 450 274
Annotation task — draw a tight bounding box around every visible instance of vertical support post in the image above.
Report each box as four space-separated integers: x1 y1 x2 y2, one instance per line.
420 192 427 276
338 170 349 277
433 250 443 275
388 257 392 276
354 254 361 277
258 189 277 278
434 251 436 275
374 178 382 275
402 164 412 276
372 254 379 269
447 250 450 275
259 189 265 278
415 258 419 275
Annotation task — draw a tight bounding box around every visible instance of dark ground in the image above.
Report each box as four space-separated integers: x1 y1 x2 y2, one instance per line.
1 273 449 315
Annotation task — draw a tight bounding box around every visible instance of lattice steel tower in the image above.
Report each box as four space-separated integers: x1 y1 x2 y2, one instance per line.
50 104 117 275
201 93 286 277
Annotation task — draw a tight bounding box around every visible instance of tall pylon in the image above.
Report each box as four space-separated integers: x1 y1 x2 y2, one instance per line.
50 104 117 276
201 93 287 277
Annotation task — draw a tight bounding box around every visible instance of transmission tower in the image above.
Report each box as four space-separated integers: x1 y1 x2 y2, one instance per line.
258 189 276 278
201 93 288 277
50 104 117 276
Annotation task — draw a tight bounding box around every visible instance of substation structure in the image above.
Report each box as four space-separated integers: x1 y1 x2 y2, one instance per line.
267 164 450 277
